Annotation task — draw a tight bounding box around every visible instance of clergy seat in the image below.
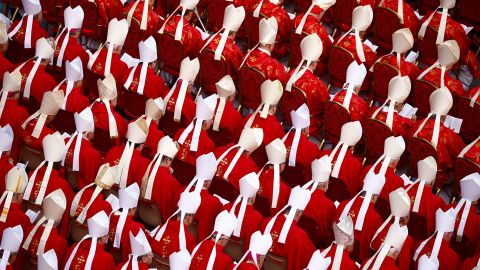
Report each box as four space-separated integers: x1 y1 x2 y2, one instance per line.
408 212 428 241
198 48 228 95
158 110 187 137
171 158 196 185
253 195 272 218
69 219 89 243
451 234 476 259
417 0 439 14
298 216 332 249
371 60 399 103
157 32 185 77
332 0 363 32
224 236 244 262
363 118 393 164
18 97 40 115
374 197 391 220
84 70 103 100
238 65 267 111
209 176 239 202
91 127 115 154
408 137 438 179
373 6 402 52
417 25 440 67
413 79 438 119
207 128 233 148
118 15 145 58
282 163 308 188
328 46 356 88
152 254 170 269
453 157 480 196
456 95 480 142
322 100 350 144
65 167 79 192
19 144 43 170
279 85 307 127
122 89 148 121
5 40 35 64
456 0 480 31
51 110 76 134
137 198 162 228
325 177 351 203
79 0 102 41
264 253 288 270
24 255 38 270
246 13 265 48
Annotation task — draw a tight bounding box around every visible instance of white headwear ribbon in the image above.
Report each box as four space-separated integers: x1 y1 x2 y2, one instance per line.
8 15 34 48
164 80 189 122
117 142 136 188
418 6 449 44
329 141 350 178
216 144 243 181
213 96 226 131
23 161 54 205
63 234 98 270
338 30 366 62
454 198 471 240
178 118 202 152
143 152 164 200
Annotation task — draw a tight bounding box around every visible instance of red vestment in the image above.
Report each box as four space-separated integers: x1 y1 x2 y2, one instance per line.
321 244 359 270
62 240 116 270
159 16 203 58
320 149 364 196
199 35 244 95
239 48 287 109
370 222 415 270
122 2 163 35
414 237 460 270
7 18 49 62
220 203 264 250
260 215 316 270
0 54 14 84
208 99 243 146
240 113 285 165
138 117 165 157
333 90 370 122
332 0 375 32
302 189 336 246
15 60 58 104
205 0 243 33
462 138 480 165
122 64 170 100
360 165 404 204
0 99 29 162
71 188 113 221
24 226 69 266
180 188 223 242
174 126 216 166
418 12 479 77
214 144 259 191
109 214 146 260
150 220 197 259
247 0 291 57
54 84 90 113
335 198 383 261
460 254 480 270
333 34 378 70
115 261 149 270
21 118 55 150
91 101 128 142
53 34 89 68
143 166 182 219
0 202 31 238
406 182 445 235
282 131 321 181
88 49 128 87
410 118 466 186
160 82 196 132
189 240 234 270
361 255 400 270
26 167 75 237
290 13 332 75
370 108 416 139
231 261 259 270
283 69 329 136
105 145 151 187
258 167 291 216
64 138 102 189
450 201 480 256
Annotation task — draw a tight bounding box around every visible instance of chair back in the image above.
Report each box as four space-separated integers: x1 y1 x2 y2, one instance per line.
280 85 307 127
198 49 228 95
207 128 234 148
246 12 264 48
209 176 239 202
51 110 76 134
65 167 79 192
69 219 88 242
84 69 103 100
456 95 480 142
325 177 351 202
363 118 393 164
91 127 115 154
413 79 437 119
120 15 146 58
408 212 428 241
238 65 267 110
157 32 185 77
371 60 399 103
328 45 356 88
408 137 438 178
322 100 350 144
224 236 244 262
151 254 170 270
19 144 43 170
158 110 188 136
332 0 362 32
263 253 288 270
171 158 196 185
373 6 402 51
137 198 162 227
453 156 480 196
456 0 480 31
298 215 333 249
417 26 440 67
253 195 272 217
79 0 101 40
281 163 309 188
